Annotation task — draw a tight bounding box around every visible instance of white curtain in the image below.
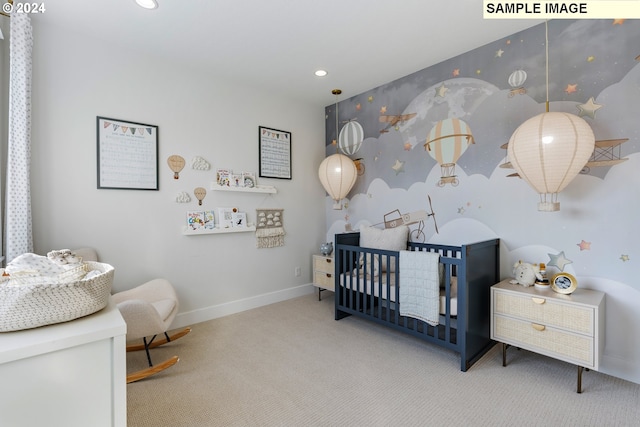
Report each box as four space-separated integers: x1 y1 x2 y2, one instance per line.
5 14 33 262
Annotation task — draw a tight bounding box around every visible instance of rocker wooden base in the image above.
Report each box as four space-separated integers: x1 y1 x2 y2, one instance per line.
126 356 179 384
125 327 191 383
126 328 192 352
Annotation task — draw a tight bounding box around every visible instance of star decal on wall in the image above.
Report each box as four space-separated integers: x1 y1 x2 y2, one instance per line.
495 49 504 57
587 55 595 62
403 142 412 151
564 83 578 94
577 240 591 251
380 106 387 114
356 103 361 111
457 207 465 215
391 160 405 175
613 19 625 25
577 97 602 119
548 251 573 271
620 254 630 262
436 84 448 97
367 96 374 103
452 68 460 77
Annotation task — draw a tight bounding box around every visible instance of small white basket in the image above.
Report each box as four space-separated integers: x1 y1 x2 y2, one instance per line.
0 261 115 332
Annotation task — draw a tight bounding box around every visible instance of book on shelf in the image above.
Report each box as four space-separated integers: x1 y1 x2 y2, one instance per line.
203 210 215 229
216 168 231 186
230 173 244 188
242 172 256 188
218 207 236 229
187 210 215 231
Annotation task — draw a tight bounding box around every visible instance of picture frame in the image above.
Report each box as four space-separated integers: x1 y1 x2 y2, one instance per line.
550 272 578 294
97 117 159 190
259 126 291 180
231 212 247 228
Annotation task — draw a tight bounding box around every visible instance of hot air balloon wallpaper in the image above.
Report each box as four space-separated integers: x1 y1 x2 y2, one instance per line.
424 118 475 187
508 69 527 97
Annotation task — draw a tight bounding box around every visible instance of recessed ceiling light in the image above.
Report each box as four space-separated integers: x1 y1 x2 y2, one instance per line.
315 70 328 77
135 0 158 9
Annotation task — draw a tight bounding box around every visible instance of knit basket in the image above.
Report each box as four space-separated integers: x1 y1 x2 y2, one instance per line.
0 261 114 332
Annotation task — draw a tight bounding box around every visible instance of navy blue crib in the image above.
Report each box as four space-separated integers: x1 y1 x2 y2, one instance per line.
334 232 500 371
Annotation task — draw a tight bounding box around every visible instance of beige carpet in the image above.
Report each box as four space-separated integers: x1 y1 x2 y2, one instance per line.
127 293 639 426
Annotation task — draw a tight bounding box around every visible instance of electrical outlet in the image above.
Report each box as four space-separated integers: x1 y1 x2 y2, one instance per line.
294 266 301 277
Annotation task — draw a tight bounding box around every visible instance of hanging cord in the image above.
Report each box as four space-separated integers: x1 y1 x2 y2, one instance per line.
545 20 549 113
332 89 342 154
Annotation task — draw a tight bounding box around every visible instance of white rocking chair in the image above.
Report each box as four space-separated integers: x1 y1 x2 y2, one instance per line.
75 248 191 383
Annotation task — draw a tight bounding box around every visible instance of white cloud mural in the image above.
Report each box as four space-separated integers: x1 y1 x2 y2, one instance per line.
324 20 640 382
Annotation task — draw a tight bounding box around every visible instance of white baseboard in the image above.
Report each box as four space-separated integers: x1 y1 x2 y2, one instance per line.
601 353 640 385
172 283 315 329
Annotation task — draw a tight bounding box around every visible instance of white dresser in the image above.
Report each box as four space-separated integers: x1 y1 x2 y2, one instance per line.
491 279 605 393
0 300 127 426
312 254 334 300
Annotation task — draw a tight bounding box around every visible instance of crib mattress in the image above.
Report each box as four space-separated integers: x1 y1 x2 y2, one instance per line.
339 273 458 316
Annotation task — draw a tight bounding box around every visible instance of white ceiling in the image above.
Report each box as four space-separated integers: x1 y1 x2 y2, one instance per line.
31 0 541 107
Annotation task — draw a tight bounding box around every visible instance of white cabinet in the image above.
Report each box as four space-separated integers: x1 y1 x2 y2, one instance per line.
491 279 605 393
0 300 127 426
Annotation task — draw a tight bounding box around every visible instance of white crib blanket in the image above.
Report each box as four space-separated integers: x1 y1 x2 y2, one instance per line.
398 250 440 326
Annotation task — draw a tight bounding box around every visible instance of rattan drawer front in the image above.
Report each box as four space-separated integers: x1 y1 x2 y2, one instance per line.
314 271 334 291
313 256 334 274
494 315 594 367
494 291 593 335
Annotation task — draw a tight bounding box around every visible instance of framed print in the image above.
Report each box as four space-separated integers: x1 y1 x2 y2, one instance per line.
231 212 247 228
259 126 291 179
97 116 159 190
550 272 578 294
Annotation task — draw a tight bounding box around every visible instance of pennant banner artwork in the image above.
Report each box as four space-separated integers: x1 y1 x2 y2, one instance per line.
255 208 285 248
97 116 159 190
102 120 154 136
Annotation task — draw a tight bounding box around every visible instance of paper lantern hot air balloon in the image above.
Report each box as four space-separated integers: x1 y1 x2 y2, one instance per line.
318 153 357 209
424 118 475 187
508 112 594 211
338 120 364 155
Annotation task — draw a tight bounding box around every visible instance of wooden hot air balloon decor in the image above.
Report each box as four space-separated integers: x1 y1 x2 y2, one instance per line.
194 187 206 205
167 155 185 179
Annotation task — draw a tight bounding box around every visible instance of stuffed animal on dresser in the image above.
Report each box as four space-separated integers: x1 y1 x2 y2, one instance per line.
510 260 543 287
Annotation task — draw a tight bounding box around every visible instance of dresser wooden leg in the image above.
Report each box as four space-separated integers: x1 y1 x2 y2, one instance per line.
577 366 584 393
502 343 507 367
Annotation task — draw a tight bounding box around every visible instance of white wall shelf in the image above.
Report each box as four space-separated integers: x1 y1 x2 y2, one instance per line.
183 225 256 236
210 184 277 194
